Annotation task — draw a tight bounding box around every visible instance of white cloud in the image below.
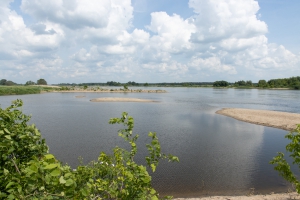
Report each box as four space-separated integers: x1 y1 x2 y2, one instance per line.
189 0 268 43
0 0 299 83
21 0 112 29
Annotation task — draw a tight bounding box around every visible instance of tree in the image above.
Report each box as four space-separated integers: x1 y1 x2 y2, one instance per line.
25 81 35 85
213 80 229 87
0 100 178 199
123 84 128 90
5 81 15 86
234 80 246 86
270 125 300 193
144 83 149 86
246 80 253 86
258 80 267 88
37 79 47 85
0 79 7 85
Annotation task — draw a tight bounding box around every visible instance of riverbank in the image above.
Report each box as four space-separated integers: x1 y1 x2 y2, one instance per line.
90 97 158 102
216 108 300 131
0 85 56 95
174 192 300 200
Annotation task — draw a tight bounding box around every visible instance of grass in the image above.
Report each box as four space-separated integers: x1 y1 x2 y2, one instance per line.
0 86 57 96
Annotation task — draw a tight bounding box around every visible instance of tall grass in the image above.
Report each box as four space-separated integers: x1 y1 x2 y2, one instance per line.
0 86 56 96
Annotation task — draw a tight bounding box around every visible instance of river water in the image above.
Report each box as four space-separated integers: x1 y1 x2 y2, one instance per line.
1 87 300 197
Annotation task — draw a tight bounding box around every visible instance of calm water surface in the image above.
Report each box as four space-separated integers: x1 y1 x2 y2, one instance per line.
1 88 300 197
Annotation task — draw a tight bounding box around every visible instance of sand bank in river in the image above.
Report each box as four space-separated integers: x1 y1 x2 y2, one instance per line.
174 192 300 200
216 108 300 131
90 97 158 102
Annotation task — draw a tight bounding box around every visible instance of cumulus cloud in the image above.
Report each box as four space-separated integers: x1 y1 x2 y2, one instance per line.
0 1 65 83
0 0 299 83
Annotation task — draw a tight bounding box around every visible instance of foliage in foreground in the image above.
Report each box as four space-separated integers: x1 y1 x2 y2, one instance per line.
0 99 178 199
270 124 300 193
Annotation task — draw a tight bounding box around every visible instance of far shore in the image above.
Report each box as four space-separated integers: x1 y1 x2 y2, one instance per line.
90 97 158 103
216 108 300 131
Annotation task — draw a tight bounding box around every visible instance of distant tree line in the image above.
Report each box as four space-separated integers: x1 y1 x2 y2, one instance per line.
213 76 300 89
58 81 214 87
0 79 16 86
258 77 300 89
0 78 47 86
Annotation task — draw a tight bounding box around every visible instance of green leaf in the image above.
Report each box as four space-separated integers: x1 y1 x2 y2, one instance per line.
44 154 55 160
50 169 60 176
44 164 58 169
64 172 72 178
150 189 156 195
59 176 66 184
151 196 159 200
4 135 11 140
0 130 4 135
65 179 74 186
151 164 156 172
6 182 14 189
4 128 10 134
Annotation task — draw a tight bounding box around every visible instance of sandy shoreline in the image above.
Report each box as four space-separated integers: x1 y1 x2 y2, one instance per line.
216 108 300 131
174 192 300 200
90 97 158 102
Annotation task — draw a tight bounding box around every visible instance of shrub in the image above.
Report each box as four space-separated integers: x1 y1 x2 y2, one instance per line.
270 124 300 193
0 99 178 199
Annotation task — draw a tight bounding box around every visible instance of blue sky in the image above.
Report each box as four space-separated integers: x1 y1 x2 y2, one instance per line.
1 0 300 84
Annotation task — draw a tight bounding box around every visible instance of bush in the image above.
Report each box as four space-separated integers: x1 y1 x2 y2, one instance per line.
270 124 300 193
0 99 178 199
213 80 229 87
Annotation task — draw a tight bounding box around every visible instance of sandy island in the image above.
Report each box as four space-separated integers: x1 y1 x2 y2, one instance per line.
216 108 300 131
90 97 158 103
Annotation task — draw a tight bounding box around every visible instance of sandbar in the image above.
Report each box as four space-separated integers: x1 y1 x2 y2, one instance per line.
90 97 158 103
216 108 300 131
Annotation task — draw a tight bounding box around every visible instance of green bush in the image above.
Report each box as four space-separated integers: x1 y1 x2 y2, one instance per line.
0 99 178 199
270 124 300 193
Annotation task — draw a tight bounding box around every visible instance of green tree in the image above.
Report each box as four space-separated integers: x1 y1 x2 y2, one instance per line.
0 100 178 199
234 80 246 86
0 79 7 85
5 81 15 86
270 125 300 193
25 81 36 86
213 80 229 87
37 79 47 85
123 84 128 90
144 83 149 87
257 80 268 88
246 80 253 86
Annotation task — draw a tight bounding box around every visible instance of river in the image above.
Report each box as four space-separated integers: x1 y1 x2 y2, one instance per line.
1 87 300 197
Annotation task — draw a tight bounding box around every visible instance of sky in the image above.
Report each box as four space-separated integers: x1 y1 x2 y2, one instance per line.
1 0 300 84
